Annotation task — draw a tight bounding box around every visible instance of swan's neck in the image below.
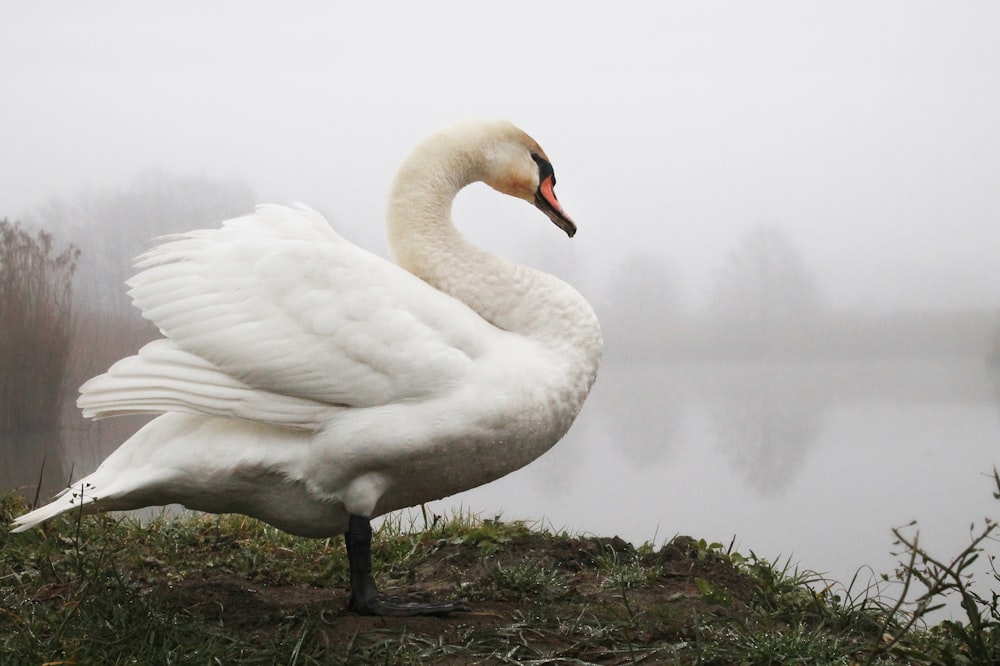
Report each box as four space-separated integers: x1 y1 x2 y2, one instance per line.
385 137 526 328
386 137 484 295
385 133 598 347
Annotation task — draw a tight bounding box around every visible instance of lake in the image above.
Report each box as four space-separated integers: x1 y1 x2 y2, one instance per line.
5 358 999 617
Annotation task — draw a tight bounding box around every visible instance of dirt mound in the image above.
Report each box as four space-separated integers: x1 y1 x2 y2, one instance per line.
160 533 759 660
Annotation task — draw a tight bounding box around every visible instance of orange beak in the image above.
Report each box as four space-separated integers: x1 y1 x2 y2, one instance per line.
535 174 576 237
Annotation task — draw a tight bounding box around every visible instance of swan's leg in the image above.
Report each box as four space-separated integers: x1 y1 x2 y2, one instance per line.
345 514 468 616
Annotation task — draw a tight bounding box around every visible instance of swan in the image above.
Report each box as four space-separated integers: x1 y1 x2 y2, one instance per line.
11 120 603 616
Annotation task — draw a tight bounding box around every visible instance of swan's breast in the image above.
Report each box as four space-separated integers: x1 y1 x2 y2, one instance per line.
303 334 590 515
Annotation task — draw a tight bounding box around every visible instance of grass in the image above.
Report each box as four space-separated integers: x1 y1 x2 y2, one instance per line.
1 505 338 664
2 490 999 664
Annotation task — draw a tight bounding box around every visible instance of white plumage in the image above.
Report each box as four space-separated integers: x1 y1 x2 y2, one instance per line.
81 204 487 425
11 120 602 614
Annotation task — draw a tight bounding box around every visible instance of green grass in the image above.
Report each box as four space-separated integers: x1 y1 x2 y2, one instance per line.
1 502 340 664
2 492 998 665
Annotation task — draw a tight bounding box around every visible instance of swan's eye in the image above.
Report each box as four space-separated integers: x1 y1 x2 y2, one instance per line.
531 152 556 186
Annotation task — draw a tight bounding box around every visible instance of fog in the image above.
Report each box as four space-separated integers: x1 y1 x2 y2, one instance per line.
3 1 1000 616
3 1 999 312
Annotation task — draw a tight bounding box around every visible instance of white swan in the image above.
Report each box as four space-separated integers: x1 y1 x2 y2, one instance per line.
11 120 603 616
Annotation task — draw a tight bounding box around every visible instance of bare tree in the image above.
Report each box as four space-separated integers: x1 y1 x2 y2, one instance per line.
0 220 80 432
707 224 823 359
0 220 80 496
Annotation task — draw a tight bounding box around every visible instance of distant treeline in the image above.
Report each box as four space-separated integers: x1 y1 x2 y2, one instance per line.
600 306 997 363
594 225 998 364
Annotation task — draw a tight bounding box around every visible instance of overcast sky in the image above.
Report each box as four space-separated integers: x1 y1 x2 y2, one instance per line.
2 1 999 311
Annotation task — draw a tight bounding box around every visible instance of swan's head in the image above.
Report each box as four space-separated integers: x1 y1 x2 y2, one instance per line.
476 121 577 238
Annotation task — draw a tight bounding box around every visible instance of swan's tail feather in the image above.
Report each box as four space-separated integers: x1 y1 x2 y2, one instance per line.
10 464 176 533
10 481 103 533
10 412 320 536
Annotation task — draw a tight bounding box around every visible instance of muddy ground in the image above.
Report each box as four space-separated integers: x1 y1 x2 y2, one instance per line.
157 533 761 662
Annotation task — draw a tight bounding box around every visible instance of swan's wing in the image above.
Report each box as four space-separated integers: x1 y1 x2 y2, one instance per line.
96 204 491 418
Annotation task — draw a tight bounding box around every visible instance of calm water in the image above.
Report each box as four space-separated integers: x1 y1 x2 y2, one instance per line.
5 359 999 615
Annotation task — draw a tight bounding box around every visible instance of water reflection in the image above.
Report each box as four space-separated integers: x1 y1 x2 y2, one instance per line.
705 363 830 496
589 362 681 467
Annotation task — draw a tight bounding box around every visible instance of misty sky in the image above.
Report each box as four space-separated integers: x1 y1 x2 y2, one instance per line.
2 1 999 311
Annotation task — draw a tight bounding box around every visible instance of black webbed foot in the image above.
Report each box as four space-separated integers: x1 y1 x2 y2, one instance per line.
348 593 469 617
